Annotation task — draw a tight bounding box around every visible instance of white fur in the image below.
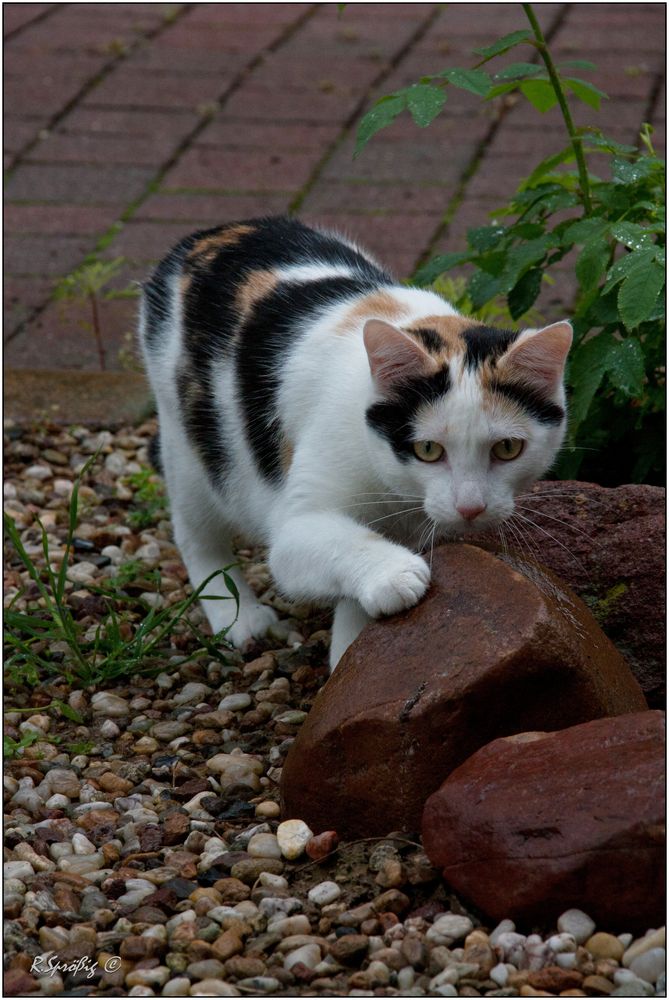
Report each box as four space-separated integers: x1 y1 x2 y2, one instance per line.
140 259 568 670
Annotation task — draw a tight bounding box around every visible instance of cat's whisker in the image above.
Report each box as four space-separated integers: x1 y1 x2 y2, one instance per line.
428 522 437 570
512 511 590 577
366 506 425 527
515 504 593 540
504 515 538 564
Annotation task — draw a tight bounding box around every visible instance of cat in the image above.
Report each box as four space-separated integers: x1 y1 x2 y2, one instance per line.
139 216 571 670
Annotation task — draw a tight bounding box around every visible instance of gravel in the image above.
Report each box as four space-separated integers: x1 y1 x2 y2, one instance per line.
3 418 665 997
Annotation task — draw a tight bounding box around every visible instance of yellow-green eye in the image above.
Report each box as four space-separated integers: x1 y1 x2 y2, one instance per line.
413 440 444 463
492 438 524 461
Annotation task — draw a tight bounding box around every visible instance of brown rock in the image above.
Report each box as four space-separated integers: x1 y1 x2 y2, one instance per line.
120 935 162 960
162 811 190 846
423 711 665 930
329 934 370 965
76 809 119 831
224 956 267 979
213 877 250 902
505 481 665 705
3 969 38 996
97 771 134 795
305 830 339 861
281 544 646 836
528 968 583 992
211 930 243 961
582 975 615 995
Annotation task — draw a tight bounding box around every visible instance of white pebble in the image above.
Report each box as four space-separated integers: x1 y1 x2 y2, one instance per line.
101 545 123 564
25 464 52 480
247 833 281 860
547 932 577 953
307 881 341 906
490 963 509 987
629 948 665 985
218 693 252 712
427 913 474 945
71 833 96 856
258 872 288 891
284 943 321 970
490 919 516 947
161 977 191 997
4 860 34 880
66 561 97 583
276 819 313 860
557 907 596 944
135 540 161 563
100 720 120 739
624 929 666 967
173 682 210 705
91 692 130 717
397 967 415 990
556 952 578 969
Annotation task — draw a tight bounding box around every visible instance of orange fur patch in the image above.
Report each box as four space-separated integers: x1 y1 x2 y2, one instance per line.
187 224 255 264
280 438 294 474
236 269 279 318
336 291 410 334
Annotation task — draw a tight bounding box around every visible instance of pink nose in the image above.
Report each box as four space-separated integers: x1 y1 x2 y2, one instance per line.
457 503 486 522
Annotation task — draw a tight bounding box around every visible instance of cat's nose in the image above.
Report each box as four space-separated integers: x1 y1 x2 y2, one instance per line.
457 502 486 522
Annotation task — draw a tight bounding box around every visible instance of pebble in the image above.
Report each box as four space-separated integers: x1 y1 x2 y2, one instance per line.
255 800 281 819
623 929 665 967
284 942 321 970
66 561 97 583
586 931 625 961
427 913 474 945
628 948 665 984
308 880 342 906
173 682 210 705
557 909 596 944
218 693 252 712
3 860 34 881
247 832 282 859
276 818 313 859
90 692 130 717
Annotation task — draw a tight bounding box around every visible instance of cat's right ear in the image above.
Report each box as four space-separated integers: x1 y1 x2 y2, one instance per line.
363 319 435 392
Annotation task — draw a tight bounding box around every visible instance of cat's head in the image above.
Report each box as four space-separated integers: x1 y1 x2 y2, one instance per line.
363 314 572 536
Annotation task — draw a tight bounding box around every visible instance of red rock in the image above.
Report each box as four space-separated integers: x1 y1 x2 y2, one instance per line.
305 830 339 861
528 967 583 992
3 969 38 996
500 481 665 706
280 545 646 836
422 711 665 931
162 811 190 846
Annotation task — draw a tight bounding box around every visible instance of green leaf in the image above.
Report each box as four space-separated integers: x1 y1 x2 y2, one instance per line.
440 67 492 96
612 156 659 185
562 217 609 246
466 225 508 252
610 221 655 251
473 30 532 61
618 258 665 330
519 79 558 113
602 246 656 295
406 83 447 127
605 338 645 397
564 77 608 110
493 62 544 82
52 698 84 725
413 251 470 285
580 131 637 154
508 267 543 319
355 93 406 155
575 235 611 292
558 59 597 72
521 146 575 189
484 81 523 100
498 234 558 293
466 270 502 309
568 331 615 432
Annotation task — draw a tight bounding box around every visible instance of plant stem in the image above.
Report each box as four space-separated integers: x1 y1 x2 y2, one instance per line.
522 3 592 215
89 291 106 371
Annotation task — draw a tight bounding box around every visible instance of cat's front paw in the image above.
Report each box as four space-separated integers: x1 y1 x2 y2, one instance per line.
226 602 279 649
359 552 431 618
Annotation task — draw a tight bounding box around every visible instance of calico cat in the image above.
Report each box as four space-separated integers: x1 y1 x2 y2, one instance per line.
139 216 571 669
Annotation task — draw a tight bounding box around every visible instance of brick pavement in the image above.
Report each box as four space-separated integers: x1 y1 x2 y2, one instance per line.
3 2 665 388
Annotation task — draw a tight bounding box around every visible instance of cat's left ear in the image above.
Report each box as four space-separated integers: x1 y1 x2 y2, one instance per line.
501 320 572 390
363 319 436 391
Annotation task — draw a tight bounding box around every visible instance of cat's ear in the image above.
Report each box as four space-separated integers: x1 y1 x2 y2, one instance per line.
363 319 436 391
501 320 572 390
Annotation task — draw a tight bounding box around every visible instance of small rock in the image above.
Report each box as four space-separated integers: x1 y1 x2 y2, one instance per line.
284 943 321 970
151 720 191 741
218 693 252 712
255 800 281 819
623 929 665 967
246 833 281 859
586 932 625 961
305 829 339 861
189 978 240 996
91 692 129 717
66 561 97 583
559 910 597 945
308 881 341 906
100 720 120 739
330 934 370 965
583 974 616 994
427 913 474 946
628 948 665 985
276 818 313 859
3 860 34 881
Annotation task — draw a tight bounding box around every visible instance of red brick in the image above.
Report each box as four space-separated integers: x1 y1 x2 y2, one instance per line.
5 234 93 277
5 163 153 205
223 85 359 124
135 192 289 223
84 70 228 111
249 52 382 92
465 154 531 200
125 46 248 77
555 21 665 52
9 18 147 54
3 3 53 37
58 107 197 137
4 203 118 236
322 136 475 185
4 51 103 81
3 117 47 154
162 147 318 194
183 4 305 27
5 296 139 372
101 222 197 264
26 131 181 167
4 75 93 118
303 181 450 216
155 21 282 53
4 276 52 338
196 118 340 152
300 212 438 272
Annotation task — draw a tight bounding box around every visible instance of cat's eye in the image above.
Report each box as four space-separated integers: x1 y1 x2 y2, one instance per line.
492 438 524 461
413 440 444 463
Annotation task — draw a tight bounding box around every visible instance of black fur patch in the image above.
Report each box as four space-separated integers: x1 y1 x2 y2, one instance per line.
366 367 452 458
142 233 199 346
410 327 444 354
462 324 520 369
492 380 564 425
238 275 381 481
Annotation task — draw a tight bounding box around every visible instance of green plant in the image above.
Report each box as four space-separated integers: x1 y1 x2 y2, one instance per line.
4 460 239 686
355 5 665 484
53 258 139 372
126 467 168 529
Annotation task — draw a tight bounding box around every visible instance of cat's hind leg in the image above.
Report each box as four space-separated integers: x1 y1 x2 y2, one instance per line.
159 423 278 648
330 598 371 672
